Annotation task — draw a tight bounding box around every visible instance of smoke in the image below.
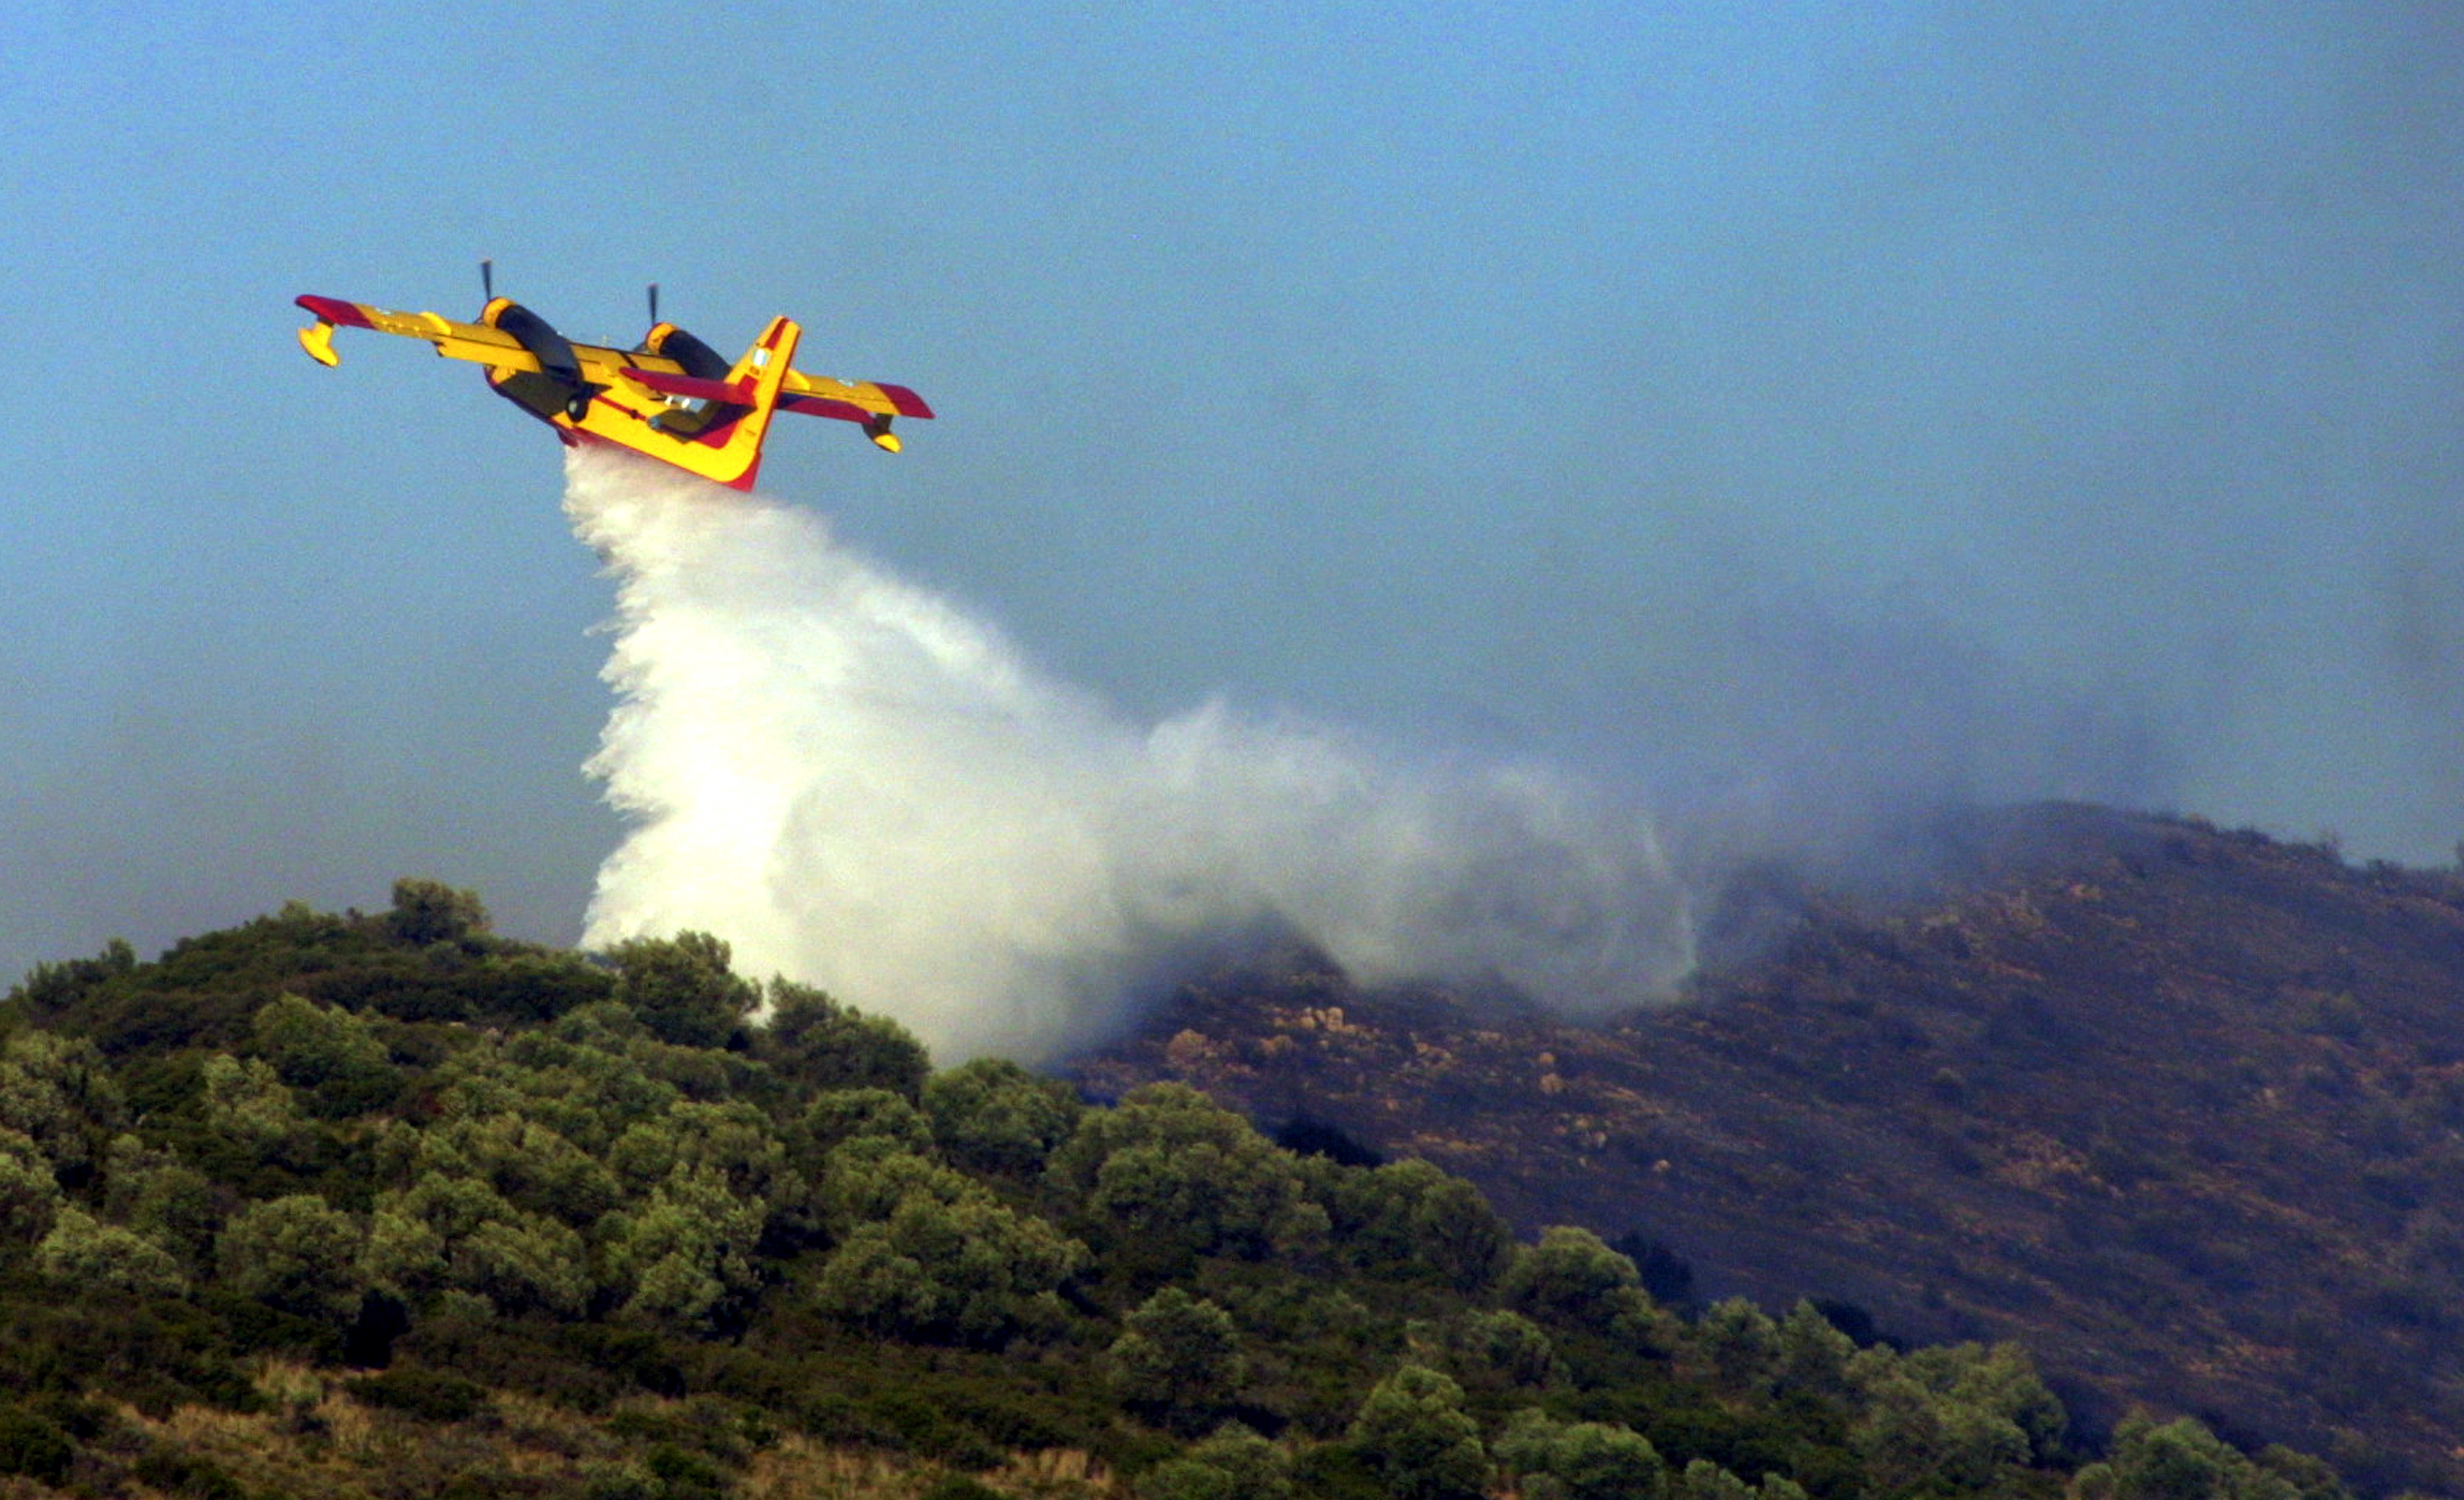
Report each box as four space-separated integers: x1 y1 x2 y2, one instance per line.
567 447 1693 1061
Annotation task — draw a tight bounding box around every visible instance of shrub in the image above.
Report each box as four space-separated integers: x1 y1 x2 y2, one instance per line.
346 1366 488 1422
1138 1421 1294 1500
0 1404 73 1484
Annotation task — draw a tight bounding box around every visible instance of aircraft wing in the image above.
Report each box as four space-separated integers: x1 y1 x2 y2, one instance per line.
293 295 550 371
778 371 936 423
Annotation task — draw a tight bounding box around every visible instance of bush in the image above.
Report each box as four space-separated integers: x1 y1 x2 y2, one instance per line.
347 1366 489 1422
0 1404 73 1484
644 1443 727 1500
1137 1421 1294 1500
133 1449 246 1500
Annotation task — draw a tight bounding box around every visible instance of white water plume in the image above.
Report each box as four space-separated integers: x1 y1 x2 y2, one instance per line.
568 447 1694 1061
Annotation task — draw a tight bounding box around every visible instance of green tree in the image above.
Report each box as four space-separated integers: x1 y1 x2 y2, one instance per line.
197 1053 309 1160
8 935 135 1024
1495 1408 1668 1500
1318 1156 1515 1290
757 980 931 1097
377 1170 589 1315
1137 1422 1293 1500
803 1087 933 1155
923 1057 1082 1175
818 1136 973 1233
2253 1446 2353 1500
1052 1084 1327 1264
251 993 399 1115
1500 1226 1673 1346
1774 1299 1857 1401
360 1204 448 1298
385 878 491 945
1451 1308 1559 1388
1676 1459 1758 1500
422 1110 622 1228
0 1030 124 1178
218 1194 363 1316
34 1204 187 1296
1691 1297 1781 1398
0 1403 75 1484
608 933 759 1050
602 1164 767 1328
1346 1364 1489 1500
1848 1341 2062 1494
813 1189 1086 1346
607 1099 790 1206
0 1126 61 1246
101 1133 214 1267
2088 1415 2295 1500
454 1212 591 1317
1109 1288 1249 1432
447 1012 682 1155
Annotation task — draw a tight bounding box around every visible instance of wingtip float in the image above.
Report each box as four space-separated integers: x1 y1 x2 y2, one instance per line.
292 277 932 492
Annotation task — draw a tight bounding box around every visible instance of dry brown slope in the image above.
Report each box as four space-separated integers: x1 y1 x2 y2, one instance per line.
1070 805 2464 1494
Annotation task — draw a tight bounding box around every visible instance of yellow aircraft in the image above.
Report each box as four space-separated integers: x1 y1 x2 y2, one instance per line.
294 269 932 491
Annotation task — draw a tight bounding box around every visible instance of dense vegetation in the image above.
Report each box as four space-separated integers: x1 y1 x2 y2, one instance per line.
0 881 2367 1499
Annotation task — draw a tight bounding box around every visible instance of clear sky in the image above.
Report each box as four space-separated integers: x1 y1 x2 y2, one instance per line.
5 1 2462 984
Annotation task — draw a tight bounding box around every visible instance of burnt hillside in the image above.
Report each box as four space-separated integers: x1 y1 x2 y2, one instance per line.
1069 805 2464 1494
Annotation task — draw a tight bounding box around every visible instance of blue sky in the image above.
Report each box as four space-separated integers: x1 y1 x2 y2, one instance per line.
5 1 2462 980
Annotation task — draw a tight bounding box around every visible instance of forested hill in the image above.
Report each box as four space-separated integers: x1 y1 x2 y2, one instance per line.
1072 805 2464 1497
0 880 2366 1500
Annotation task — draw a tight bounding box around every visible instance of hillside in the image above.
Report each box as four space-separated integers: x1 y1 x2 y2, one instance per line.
1069 804 2464 1495
0 872 2371 1500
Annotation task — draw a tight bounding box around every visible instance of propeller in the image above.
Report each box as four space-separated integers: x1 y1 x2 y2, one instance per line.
648 282 660 325
480 257 494 301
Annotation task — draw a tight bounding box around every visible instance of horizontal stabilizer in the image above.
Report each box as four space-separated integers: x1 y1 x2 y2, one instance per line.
620 367 749 404
780 393 878 424
874 384 935 420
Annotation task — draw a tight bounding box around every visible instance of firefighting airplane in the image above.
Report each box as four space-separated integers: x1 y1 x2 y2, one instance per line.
294 265 932 491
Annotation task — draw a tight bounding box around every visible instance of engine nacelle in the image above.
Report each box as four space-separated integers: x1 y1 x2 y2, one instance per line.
640 321 732 381
481 298 597 422
636 322 747 438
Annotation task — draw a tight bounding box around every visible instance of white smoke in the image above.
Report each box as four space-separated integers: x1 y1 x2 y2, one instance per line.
568 447 1694 1061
